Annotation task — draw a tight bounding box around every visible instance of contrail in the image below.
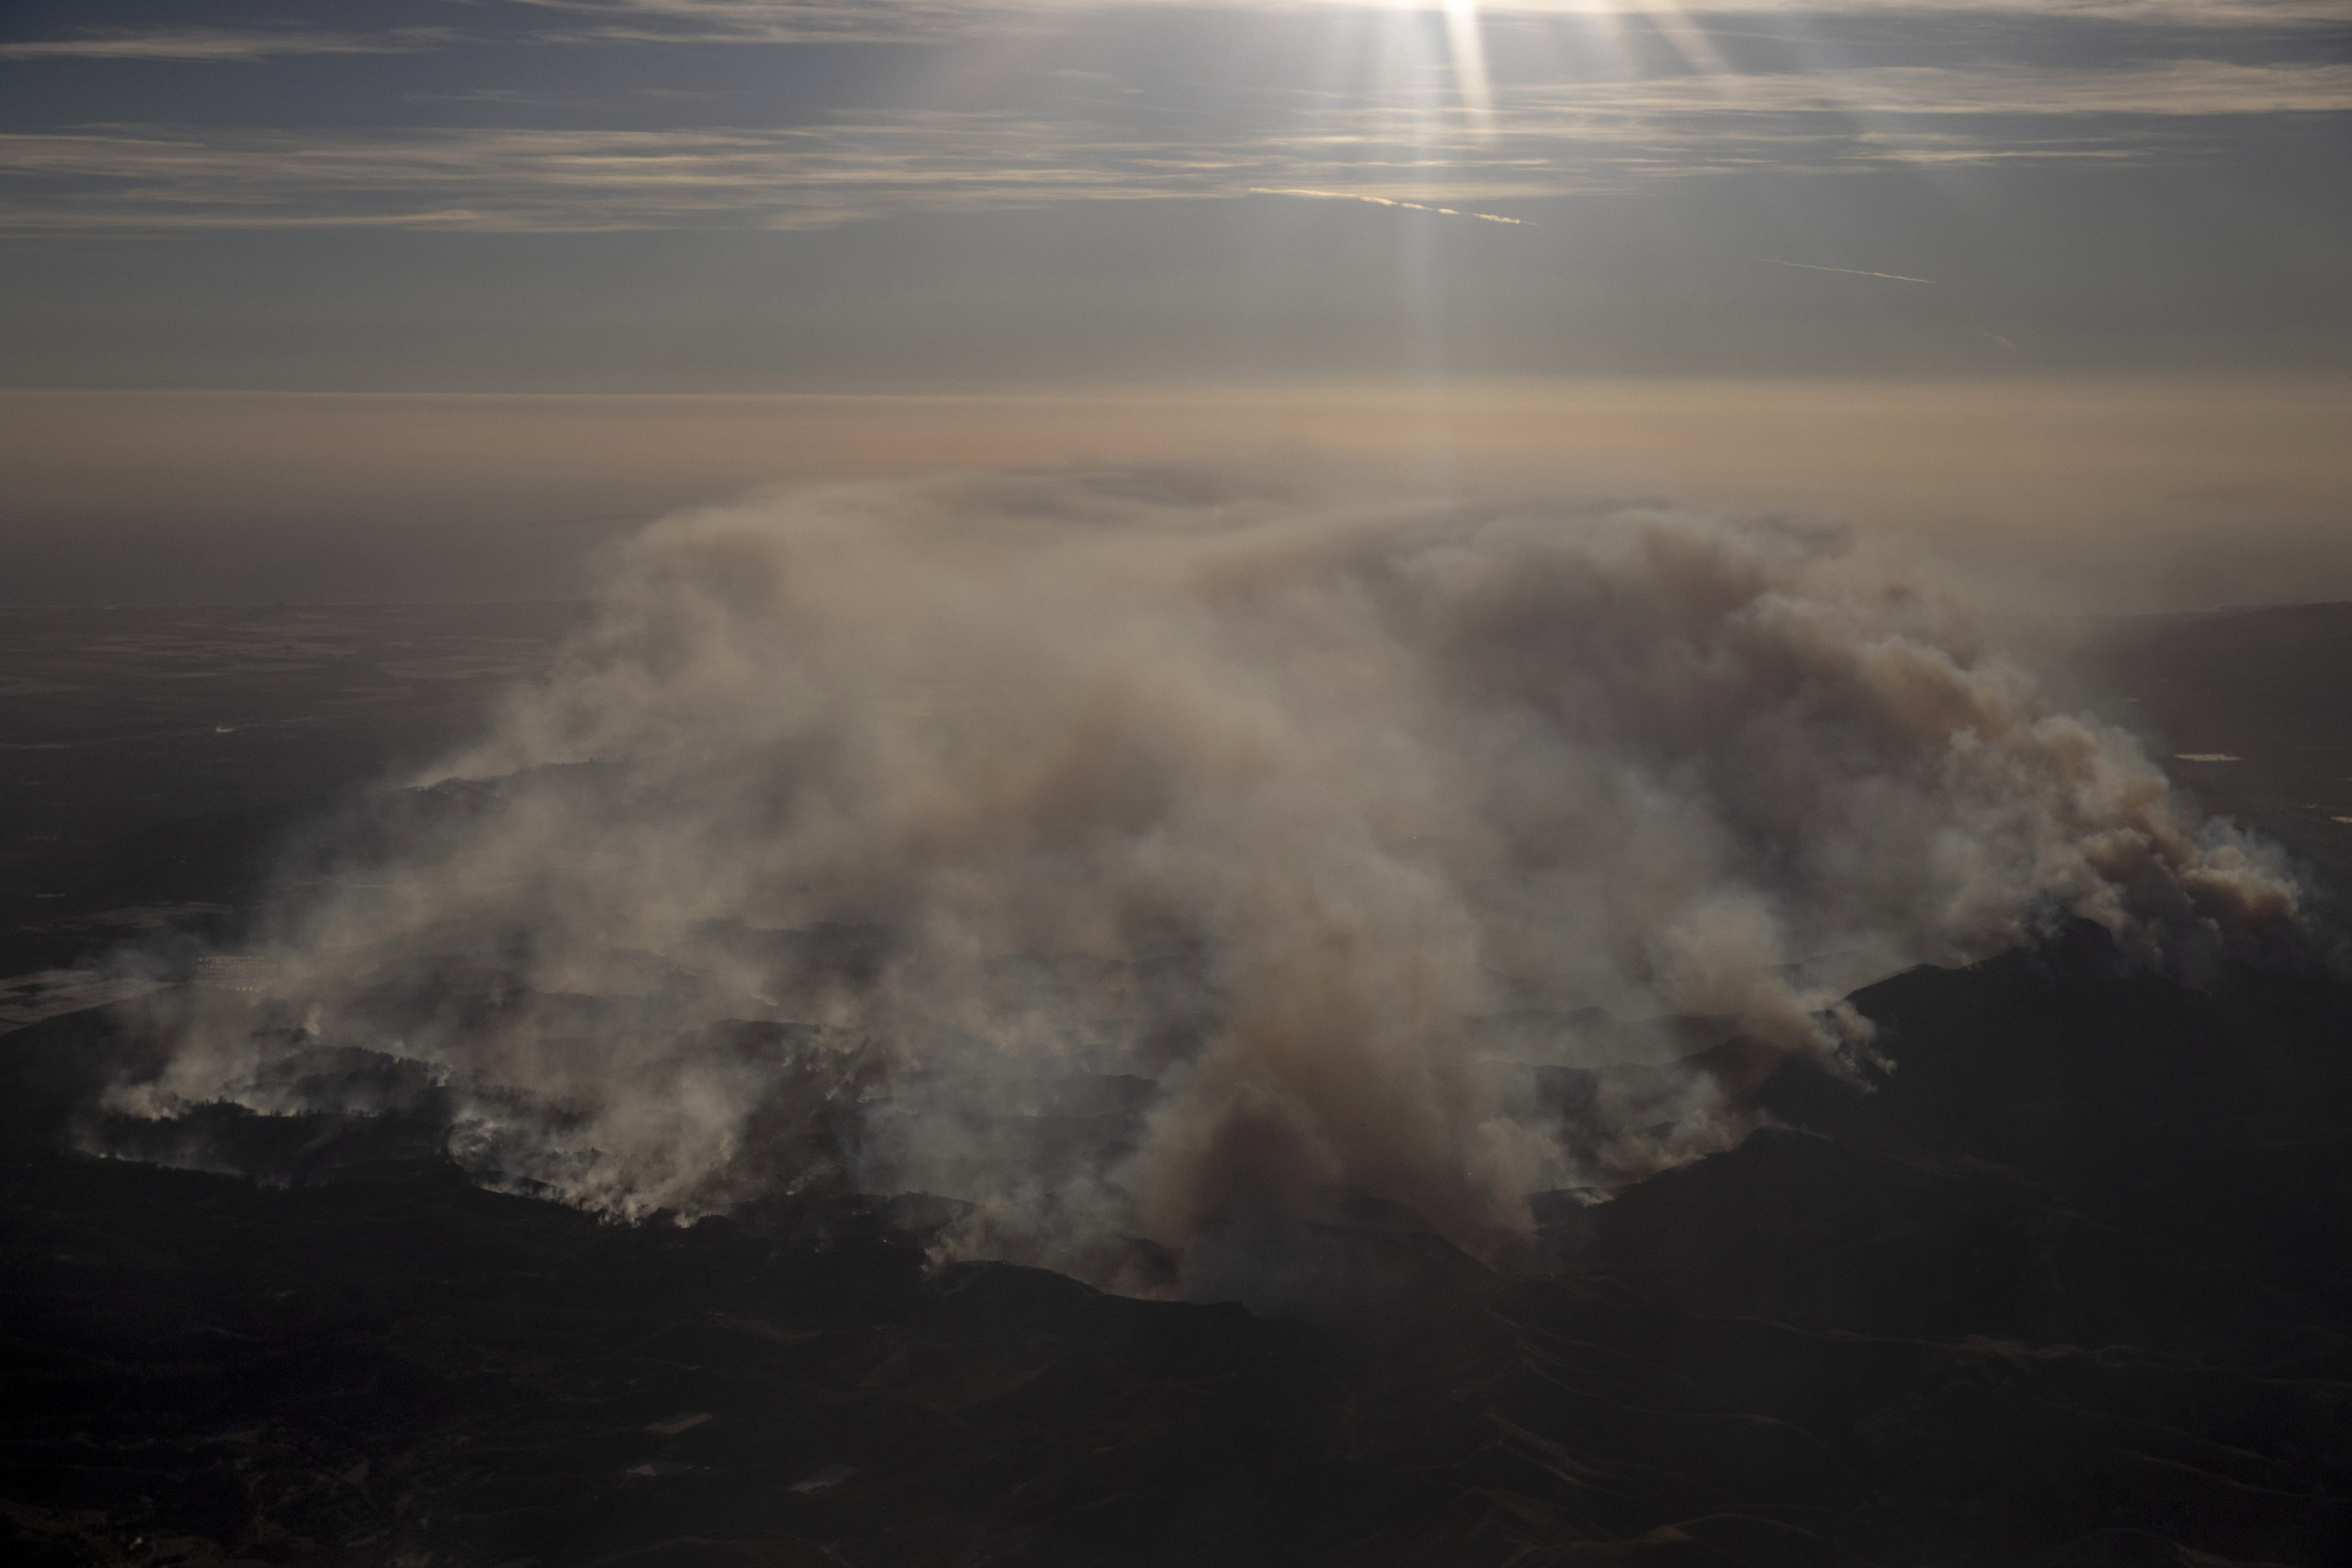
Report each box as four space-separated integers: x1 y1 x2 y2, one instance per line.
1759 257 1936 284
1251 188 1528 226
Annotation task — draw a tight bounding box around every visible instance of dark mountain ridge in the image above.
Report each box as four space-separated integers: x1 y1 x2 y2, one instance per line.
6 922 2349 1567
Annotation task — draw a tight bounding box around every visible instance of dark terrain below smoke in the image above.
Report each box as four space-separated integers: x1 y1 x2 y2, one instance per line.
6 925 2349 1566
3 596 2350 1565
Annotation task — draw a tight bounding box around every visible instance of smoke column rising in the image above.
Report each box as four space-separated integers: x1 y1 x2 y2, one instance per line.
123 469 2297 1280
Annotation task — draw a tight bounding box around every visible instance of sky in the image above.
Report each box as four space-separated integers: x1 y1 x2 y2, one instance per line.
2 0 2347 608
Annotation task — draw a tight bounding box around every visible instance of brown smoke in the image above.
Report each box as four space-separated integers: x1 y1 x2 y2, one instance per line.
121 469 2299 1276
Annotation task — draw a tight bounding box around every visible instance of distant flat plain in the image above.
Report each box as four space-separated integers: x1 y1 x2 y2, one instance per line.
0 603 581 976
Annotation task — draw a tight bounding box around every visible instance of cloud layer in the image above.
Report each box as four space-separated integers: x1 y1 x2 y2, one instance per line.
0 27 454 63
18 2 2339 61
6 53 2343 231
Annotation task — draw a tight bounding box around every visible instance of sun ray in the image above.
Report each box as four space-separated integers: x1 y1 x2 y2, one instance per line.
1437 0 1496 137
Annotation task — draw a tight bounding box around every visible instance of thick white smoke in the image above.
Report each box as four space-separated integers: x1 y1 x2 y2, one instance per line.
117 470 2297 1280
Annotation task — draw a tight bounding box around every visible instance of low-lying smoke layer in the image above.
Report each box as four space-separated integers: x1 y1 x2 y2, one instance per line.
118 470 2297 1279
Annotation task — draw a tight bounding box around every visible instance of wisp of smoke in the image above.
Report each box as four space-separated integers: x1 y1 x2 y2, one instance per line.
113 470 2298 1285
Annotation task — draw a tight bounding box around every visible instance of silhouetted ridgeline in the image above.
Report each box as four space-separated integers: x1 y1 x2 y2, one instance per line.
5 923 2349 1565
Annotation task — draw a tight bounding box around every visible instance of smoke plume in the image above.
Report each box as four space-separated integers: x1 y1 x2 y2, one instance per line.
113 469 2298 1283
